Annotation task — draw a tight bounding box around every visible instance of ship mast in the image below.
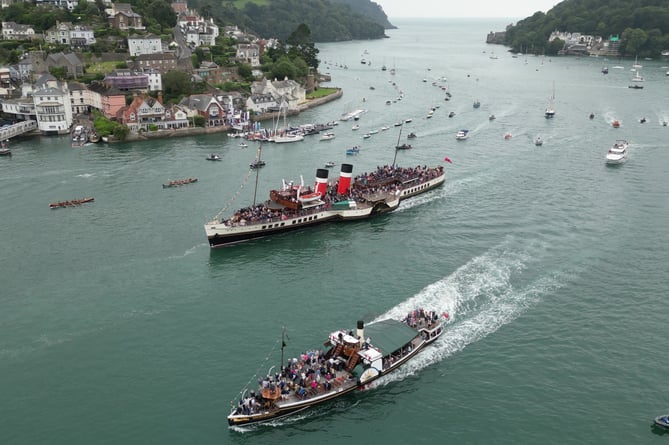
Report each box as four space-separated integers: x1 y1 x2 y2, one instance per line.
252 143 262 206
392 122 403 167
280 326 286 374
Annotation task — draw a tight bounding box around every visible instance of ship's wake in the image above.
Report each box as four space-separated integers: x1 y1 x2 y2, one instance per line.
397 169 492 211
369 236 566 387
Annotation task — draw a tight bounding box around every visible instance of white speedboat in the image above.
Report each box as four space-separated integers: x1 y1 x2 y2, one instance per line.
320 132 335 141
606 140 628 164
455 129 469 140
534 136 543 146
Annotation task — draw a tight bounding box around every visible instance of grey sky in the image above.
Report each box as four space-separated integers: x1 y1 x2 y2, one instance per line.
375 0 560 18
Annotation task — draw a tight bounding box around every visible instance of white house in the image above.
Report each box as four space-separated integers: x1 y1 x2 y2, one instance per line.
250 77 305 110
127 34 162 57
144 68 162 91
70 25 96 48
236 43 260 67
33 74 73 135
1 22 37 40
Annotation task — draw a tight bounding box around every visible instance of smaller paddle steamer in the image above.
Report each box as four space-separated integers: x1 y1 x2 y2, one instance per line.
228 309 447 427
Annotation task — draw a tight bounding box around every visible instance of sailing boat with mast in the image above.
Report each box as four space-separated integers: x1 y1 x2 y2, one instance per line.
271 100 304 143
629 58 644 88
545 82 556 118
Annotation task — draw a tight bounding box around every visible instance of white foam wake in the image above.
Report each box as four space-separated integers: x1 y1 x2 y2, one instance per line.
369 236 565 386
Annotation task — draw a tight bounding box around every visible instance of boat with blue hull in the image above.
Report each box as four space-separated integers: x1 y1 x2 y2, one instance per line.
205 163 445 248
227 309 447 427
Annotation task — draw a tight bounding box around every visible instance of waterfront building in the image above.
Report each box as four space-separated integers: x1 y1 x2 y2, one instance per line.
33 74 73 135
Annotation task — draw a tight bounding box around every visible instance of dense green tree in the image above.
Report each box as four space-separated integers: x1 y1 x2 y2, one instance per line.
195 0 387 42
621 27 648 55
49 66 67 80
286 23 319 69
162 71 193 101
504 0 669 57
268 56 298 81
236 63 253 81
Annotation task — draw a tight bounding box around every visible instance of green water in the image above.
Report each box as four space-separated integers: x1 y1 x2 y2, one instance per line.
2 18 669 444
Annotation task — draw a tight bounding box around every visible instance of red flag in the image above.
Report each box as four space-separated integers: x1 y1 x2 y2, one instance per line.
443 157 452 164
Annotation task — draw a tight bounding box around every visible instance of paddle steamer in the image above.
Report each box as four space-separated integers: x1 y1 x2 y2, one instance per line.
228 309 447 427
205 163 445 248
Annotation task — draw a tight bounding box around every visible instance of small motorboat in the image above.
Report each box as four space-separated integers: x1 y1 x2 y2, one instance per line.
455 129 469 140
489 114 496 121
239 143 248 148
395 143 412 150
407 132 417 139
612 120 620 128
351 124 360 131
534 136 543 146
448 111 455 118
206 154 222 161
654 415 669 428
589 113 595 119
320 132 335 141
663 121 668 127
346 146 360 155
324 161 336 168
250 159 266 169
1 139 10 155
639 117 647 124
473 100 481 108
504 133 512 140
362 133 371 139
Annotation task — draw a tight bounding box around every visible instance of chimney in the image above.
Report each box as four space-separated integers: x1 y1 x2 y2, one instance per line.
314 169 328 196
357 320 364 347
337 163 353 195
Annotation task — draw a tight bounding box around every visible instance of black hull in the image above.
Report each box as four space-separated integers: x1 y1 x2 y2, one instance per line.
208 215 336 248
399 173 446 200
228 383 359 427
209 172 445 248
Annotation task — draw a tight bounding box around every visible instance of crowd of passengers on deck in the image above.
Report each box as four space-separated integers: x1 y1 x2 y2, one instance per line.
354 164 444 186
233 348 354 416
222 165 444 227
234 310 443 417
402 308 441 329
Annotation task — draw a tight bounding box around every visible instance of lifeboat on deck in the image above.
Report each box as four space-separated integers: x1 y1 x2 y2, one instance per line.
298 192 322 203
